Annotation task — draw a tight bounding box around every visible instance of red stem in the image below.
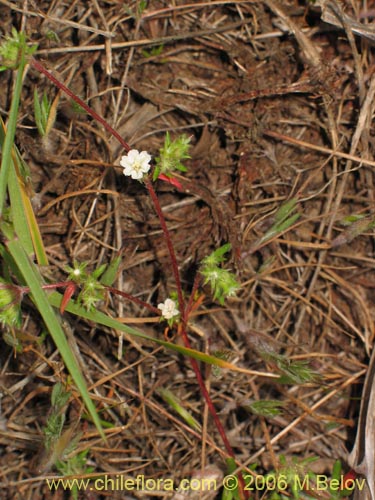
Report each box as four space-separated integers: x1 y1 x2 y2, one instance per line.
30 58 131 153
145 178 185 315
30 57 246 498
179 323 247 499
180 324 229 446
183 273 202 320
105 286 160 315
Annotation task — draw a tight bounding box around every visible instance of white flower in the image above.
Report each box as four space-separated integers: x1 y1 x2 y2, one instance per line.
158 298 179 320
120 150 151 180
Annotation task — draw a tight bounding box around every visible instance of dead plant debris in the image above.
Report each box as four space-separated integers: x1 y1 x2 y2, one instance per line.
1 1 375 499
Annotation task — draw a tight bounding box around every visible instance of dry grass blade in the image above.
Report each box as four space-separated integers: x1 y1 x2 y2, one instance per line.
316 0 375 42
349 345 375 499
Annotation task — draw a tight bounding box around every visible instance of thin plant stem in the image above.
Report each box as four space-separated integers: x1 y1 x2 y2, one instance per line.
2 280 160 315
29 56 245 497
144 178 185 315
179 322 247 499
30 58 131 153
183 273 202 320
105 286 160 315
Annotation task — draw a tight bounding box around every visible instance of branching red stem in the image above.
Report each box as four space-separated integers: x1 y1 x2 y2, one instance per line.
30 58 131 153
105 286 160 315
30 57 246 499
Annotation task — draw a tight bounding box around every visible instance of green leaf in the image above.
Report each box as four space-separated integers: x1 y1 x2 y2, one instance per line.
2 223 105 440
153 131 190 180
202 243 231 267
46 290 276 379
34 88 45 136
260 350 319 385
332 215 375 247
51 382 71 409
245 399 284 418
158 388 201 431
100 255 122 286
0 278 22 327
0 43 26 215
0 90 48 266
274 198 298 224
34 89 58 138
258 213 301 246
0 29 37 71
200 243 240 304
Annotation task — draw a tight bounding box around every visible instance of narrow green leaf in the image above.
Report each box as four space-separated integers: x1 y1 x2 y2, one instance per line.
0 116 48 265
7 165 34 257
34 88 46 136
331 215 375 248
3 225 105 440
331 460 342 482
100 255 122 286
245 399 284 418
0 41 26 215
274 198 298 224
258 213 301 246
158 388 201 431
274 212 301 233
47 291 277 378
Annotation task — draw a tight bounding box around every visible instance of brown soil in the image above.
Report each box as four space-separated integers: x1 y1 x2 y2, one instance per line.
0 1 375 499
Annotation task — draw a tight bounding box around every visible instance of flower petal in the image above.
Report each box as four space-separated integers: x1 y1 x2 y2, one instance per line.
120 149 152 180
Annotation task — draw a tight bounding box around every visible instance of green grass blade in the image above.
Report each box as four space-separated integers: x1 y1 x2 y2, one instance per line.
33 88 45 136
2 225 105 440
7 162 34 257
0 115 49 265
47 291 277 378
158 387 201 431
0 45 25 216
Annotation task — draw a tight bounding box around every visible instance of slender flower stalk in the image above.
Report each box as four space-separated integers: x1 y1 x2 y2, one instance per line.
183 273 202 320
105 286 160 315
144 178 185 315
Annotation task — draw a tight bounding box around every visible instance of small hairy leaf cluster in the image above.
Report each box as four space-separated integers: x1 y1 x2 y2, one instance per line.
0 279 22 327
266 455 318 499
153 132 190 180
0 28 37 71
65 262 105 311
261 349 319 385
34 89 56 138
43 383 71 452
56 448 93 478
245 399 284 418
200 243 240 305
42 383 87 479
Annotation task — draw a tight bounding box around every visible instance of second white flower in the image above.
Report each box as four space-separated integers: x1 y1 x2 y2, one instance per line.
158 298 179 320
